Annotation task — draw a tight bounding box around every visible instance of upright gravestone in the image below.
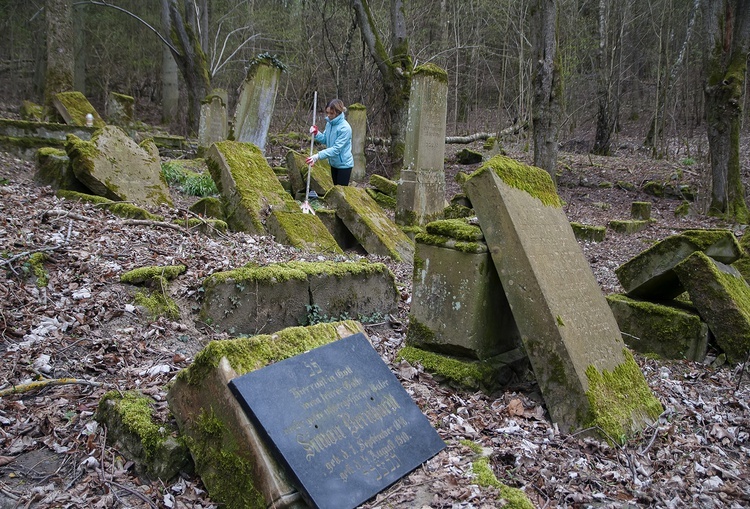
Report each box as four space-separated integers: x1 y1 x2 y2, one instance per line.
198 90 228 150
106 92 134 126
229 333 445 509
233 55 284 153
396 64 448 226
464 155 663 439
347 103 367 183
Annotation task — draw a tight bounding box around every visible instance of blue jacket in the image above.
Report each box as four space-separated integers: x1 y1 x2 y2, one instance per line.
315 113 354 168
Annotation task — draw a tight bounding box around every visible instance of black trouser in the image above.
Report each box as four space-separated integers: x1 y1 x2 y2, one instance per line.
331 166 352 186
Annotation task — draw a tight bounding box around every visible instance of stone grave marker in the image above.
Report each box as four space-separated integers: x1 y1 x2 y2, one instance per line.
53 91 105 127
348 103 367 183
198 90 228 150
228 332 445 509
396 64 448 226
464 155 662 438
234 56 283 152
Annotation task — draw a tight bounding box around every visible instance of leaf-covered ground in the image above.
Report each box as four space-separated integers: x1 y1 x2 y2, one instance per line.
1 137 749 508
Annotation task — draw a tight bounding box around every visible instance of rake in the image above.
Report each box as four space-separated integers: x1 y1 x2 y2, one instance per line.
301 91 317 215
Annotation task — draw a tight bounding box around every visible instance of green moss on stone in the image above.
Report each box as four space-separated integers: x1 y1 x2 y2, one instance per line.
97 391 167 462
413 63 448 84
471 456 534 509
585 349 663 444
55 91 104 127
56 189 112 205
398 345 495 389
368 174 397 196
134 290 179 320
425 219 483 241
570 222 606 242
107 202 163 221
469 155 562 208
28 252 49 287
179 320 362 386
121 265 186 285
348 102 366 111
608 219 651 234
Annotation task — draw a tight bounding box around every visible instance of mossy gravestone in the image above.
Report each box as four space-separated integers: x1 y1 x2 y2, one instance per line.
65 126 173 208
198 91 228 150
348 103 367 183
464 155 662 439
53 91 105 127
206 141 297 234
234 57 282 153
229 333 445 509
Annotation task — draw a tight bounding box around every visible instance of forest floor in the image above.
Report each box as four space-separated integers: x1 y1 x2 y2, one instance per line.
0 129 749 509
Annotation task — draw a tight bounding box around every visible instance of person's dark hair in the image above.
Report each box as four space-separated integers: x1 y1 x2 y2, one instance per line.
326 99 347 115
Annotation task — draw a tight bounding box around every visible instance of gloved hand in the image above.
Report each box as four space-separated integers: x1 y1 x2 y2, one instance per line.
305 154 319 166
309 125 319 135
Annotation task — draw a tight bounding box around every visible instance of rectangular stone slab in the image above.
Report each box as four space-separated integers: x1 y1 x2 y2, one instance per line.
464 158 650 433
229 333 445 509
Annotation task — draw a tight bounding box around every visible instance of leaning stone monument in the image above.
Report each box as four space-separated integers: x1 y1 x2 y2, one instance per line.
198 90 228 150
396 64 448 226
464 155 662 440
347 103 367 183
233 54 284 152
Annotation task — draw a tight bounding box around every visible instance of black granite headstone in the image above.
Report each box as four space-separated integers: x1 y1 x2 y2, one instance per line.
229 333 445 509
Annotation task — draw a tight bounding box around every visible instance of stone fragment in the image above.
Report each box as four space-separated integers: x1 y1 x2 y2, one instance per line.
465 155 662 438
200 260 398 335
674 251 750 363
52 91 105 127
615 229 741 300
631 201 652 220
206 141 297 234
266 210 343 254
285 149 333 200
167 320 364 509
65 126 173 208
106 92 135 125
326 186 414 263
608 219 651 234
570 222 606 242
198 91 228 150
607 294 708 362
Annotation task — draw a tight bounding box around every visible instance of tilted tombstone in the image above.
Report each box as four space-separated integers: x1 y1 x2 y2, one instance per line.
233 55 283 153
464 155 663 439
198 90 228 150
396 64 448 226
106 92 134 125
347 103 367 183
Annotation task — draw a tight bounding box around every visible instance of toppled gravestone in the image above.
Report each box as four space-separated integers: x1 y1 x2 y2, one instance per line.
52 91 105 127
674 251 750 363
200 260 398 335
206 141 297 234
606 294 709 362
615 229 741 300
167 320 364 509
266 210 343 254
326 186 414 263
285 149 334 200
65 125 173 208
464 155 662 439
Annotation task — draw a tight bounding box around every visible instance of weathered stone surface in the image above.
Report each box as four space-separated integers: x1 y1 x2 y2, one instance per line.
107 92 134 125
570 222 606 243
456 148 483 165
408 230 521 360
0 118 96 159
396 64 448 226
326 186 414 263
52 91 105 127
314 209 360 251
65 126 173 208
206 141 297 234
198 92 228 149
608 219 651 234
167 320 364 509
607 294 708 362
96 391 190 480
631 201 652 220
189 197 225 220
369 174 398 197
348 103 367 183
266 210 343 254
233 58 282 152
200 260 398 335
465 155 662 437
34 146 88 192
616 229 741 300
285 149 333 199
674 251 750 363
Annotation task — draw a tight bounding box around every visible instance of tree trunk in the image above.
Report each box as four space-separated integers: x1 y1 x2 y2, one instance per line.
592 0 613 156
531 0 561 180
44 0 75 116
704 0 750 221
73 4 86 93
351 0 412 173
161 0 180 125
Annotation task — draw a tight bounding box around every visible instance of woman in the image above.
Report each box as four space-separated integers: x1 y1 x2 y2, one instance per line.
306 99 354 186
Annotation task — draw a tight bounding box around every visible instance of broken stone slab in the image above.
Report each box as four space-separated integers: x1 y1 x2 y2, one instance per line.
731 231 750 283
64 126 173 208
615 229 741 300
325 186 414 263
369 174 398 197
407 220 522 360
34 146 88 192
265 210 343 254
167 320 364 509
189 197 225 220
631 201 652 220
366 188 397 210
233 56 283 152
606 294 709 362
106 92 135 125
465 155 663 438
285 149 333 199
206 141 297 234
95 390 190 480
314 209 360 251
52 91 105 127
674 251 750 363
570 222 606 243
608 219 651 234
200 260 398 335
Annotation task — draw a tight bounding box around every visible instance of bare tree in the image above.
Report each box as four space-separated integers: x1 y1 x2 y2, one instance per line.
704 0 750 221
531 0 561 179
44 0 75 115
